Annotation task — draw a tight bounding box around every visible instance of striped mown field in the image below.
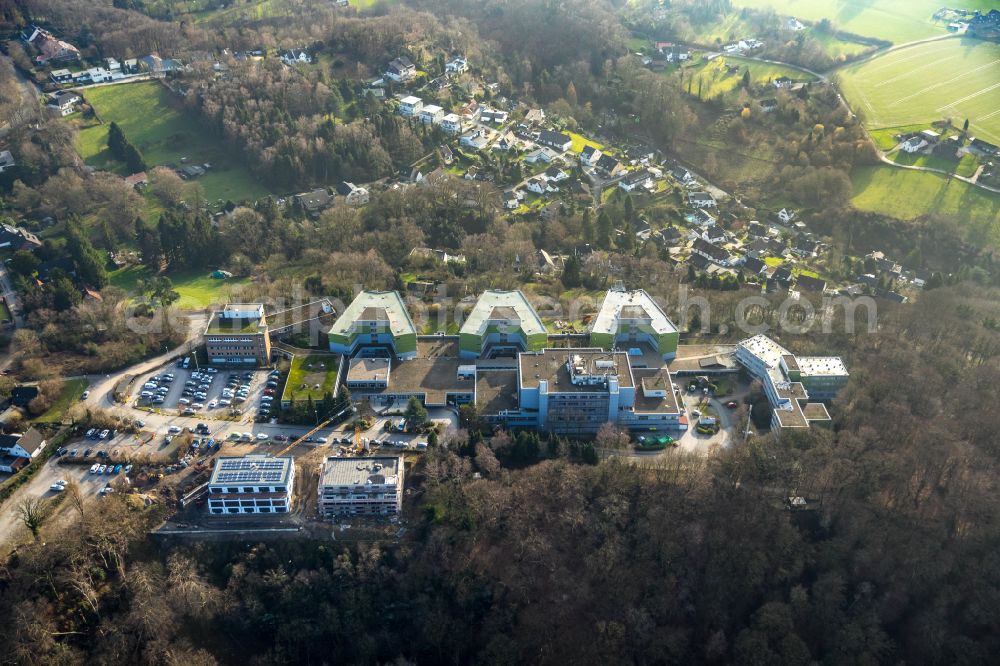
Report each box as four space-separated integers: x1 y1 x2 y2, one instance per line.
838 38 1000 145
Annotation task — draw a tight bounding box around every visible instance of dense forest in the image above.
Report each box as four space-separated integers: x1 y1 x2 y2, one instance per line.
2 286 1000 664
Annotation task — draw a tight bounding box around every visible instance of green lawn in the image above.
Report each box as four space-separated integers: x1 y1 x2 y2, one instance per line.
34 378 89 424
851 166 1000 244
0 301 11 324
887 149 979 178
690 55 817 100
568 131 604 153
839 39 1000 145
281 354 340 403
109 265 250 309
807 29 872 60
75 81 268 203
731 0 999 43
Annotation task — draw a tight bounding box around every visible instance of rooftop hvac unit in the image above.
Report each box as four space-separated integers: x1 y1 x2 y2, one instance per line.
595 360 616 369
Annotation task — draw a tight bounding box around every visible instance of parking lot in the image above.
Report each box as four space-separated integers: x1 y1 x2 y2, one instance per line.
130 362 276 422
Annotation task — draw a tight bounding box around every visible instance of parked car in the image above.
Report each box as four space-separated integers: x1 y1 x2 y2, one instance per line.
316 437 328 444
256 433 269 441
136 420 145 428
726 401 738 409
113 464 122 474
97 465 107 474
99 430 110 440
50 482 66 492
89 463 99 474
124 464 132 474
86 428 96 439
80 390 90 400
168 425 181 434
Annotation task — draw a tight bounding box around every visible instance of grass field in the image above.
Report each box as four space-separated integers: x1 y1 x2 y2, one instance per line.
568 131 603 154
731 0 999 43
281 354 339 403
0 301 11 324
34 378 88 424
76 82 268 203
839 39 1000 145
852 166 1000 242
109 266 251 309
689 55 817 100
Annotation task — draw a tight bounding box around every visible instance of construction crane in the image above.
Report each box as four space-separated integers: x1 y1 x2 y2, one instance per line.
275 418 333 457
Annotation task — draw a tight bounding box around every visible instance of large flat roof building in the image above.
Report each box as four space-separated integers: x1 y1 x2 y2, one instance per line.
318 456 404 517
207 455 294 515
501 348 684 434
204 303 271 366
590 289 679 360
735 334 846 430
459 290 547 358
328 291 418 360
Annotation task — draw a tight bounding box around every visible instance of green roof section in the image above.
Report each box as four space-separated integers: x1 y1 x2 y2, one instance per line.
459 290 547 351
328 290 417 340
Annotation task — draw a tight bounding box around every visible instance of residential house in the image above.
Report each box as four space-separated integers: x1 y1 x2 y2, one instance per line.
460 128 491 151
440 113 462 134
793 237 818 258
445 56 468 73
399 167 424 184
660 226 683 246
526 178 547 195
581 145 602 167
688 209 716 227
773 76 794 89
0 151 16 174
596 153 624 177
663 45 690 62
901 136 927 153
524 147 560 164
49 68 73 83
778 208 796 223
492 131 518 151
741 257 767 276
786 17 806 31
747 221 767 237
280 49 312 65
537 130 572 151
10 385 40 408
460 100 481 120
26 27 80 64
760 98 778 112
619 169 653 192
692 239 731 266
545 165 570 182
418 104 444 125
688 191 717 208
0 224 42 251
480 108 508 124
335 181 369 206
795 274 827 293
124 171 149 190
398 95 423 117
385 56 416 82
0 428 46 473
139 54 181 74
524 108 546 126
702 225 727 244
47 91 81 117
688 252 712 271
503 190 523 210
438 144 454 164
294 188 332 216
670 166 696 187
770 266 793 290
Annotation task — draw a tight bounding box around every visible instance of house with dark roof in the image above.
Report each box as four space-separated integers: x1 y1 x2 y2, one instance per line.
581 145 602 166
0 224 42 251
10 386 39 408
970 138 999 157
596 153 624 176
795 274 827 293
619 169 653 192
385 56 416 82
537 130 572 151
688 191 716 208
702 225 727 244
670 166 696 187
793 237 819 257
741 257 766 275
294 188 332 216
691 238 732 266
